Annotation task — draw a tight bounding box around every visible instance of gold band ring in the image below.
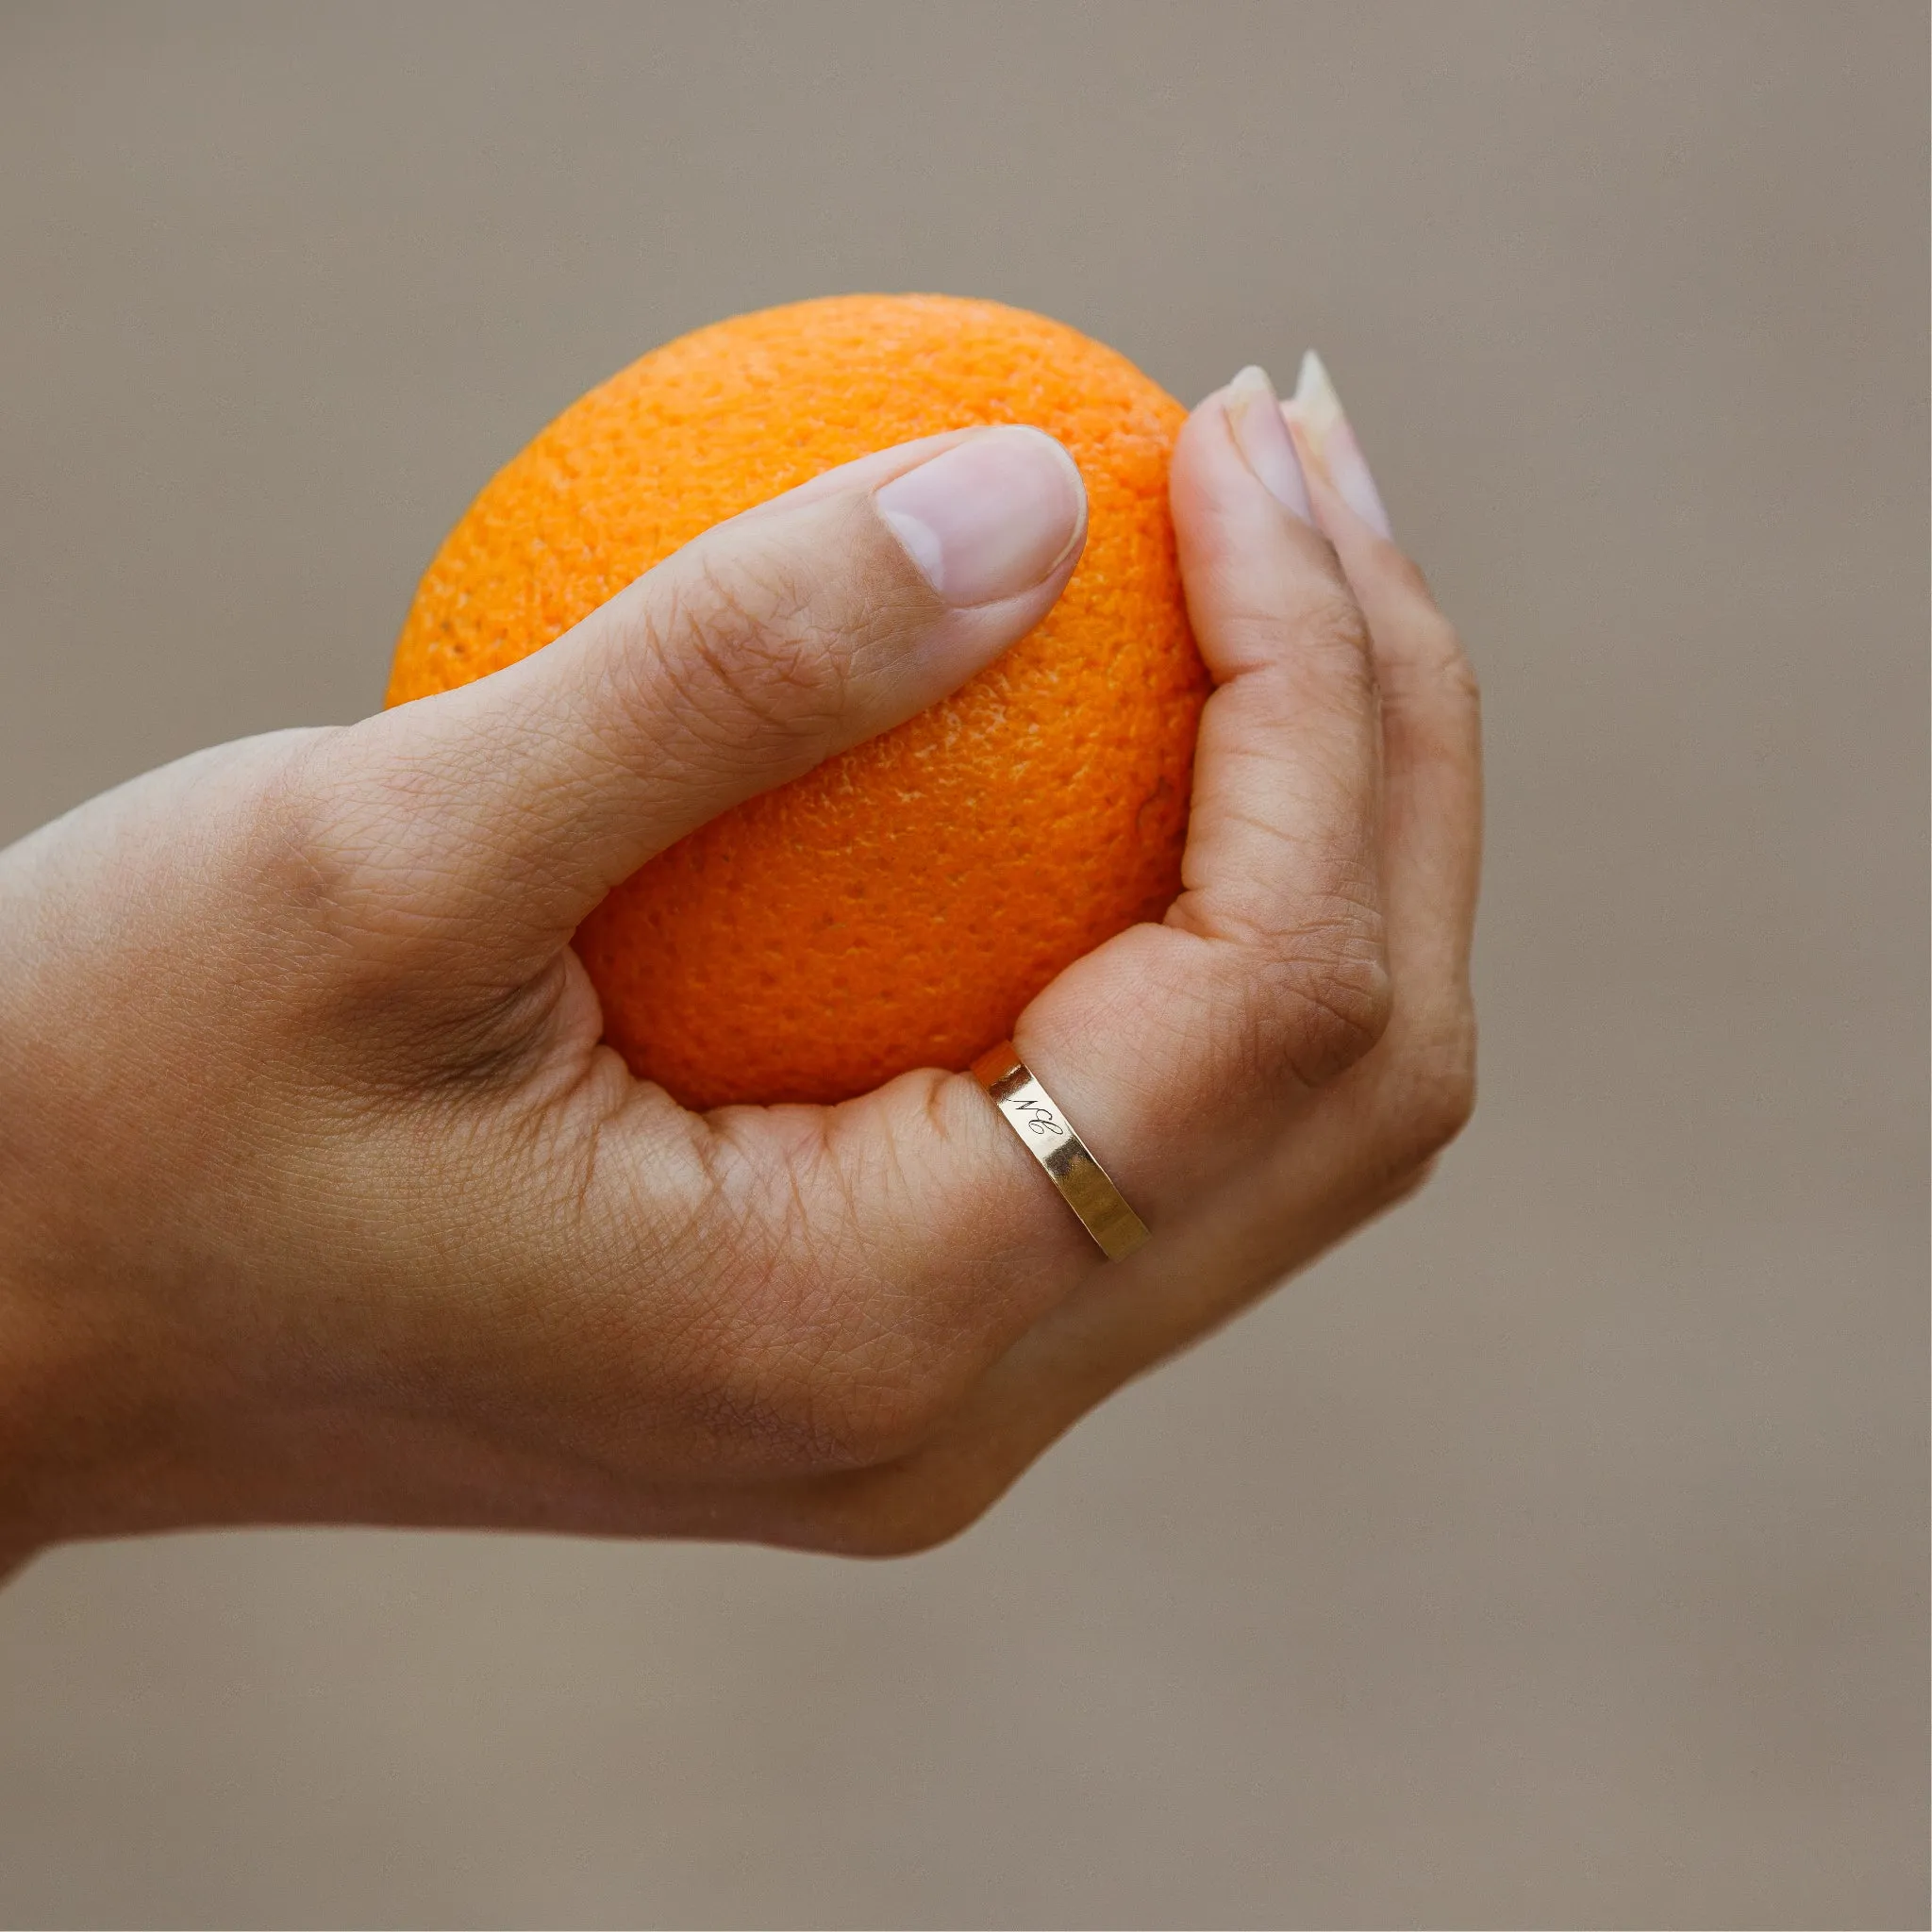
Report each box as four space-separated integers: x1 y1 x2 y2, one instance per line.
972 1042 1150 1260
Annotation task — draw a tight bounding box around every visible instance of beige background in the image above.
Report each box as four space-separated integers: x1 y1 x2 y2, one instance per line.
0 3 1924 1926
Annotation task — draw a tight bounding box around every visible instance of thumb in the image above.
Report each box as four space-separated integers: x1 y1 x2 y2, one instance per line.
322 426 1086 964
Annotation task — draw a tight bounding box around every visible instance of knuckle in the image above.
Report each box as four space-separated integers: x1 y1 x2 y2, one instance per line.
1296 590 1377 691
1392 611 1481 714
247 734 362 908
248 737 439 965
218 729 588 1092
1378 1006 1478 1168
718 1341 957 1474
244 737 512 1038
1269 941 1393 1086
1441 639 1483 715
1224 863 1392 1090
801 1470 1007 1559
627 544 856 755
1217 585 1374 705
842 1495 991 1558
816 1368 957 1471
1383 544 1441 608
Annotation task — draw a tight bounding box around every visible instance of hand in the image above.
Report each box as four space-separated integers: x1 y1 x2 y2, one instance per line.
0 364 1479 1568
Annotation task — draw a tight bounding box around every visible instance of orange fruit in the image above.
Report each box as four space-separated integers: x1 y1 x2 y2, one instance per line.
388 293 1208 1107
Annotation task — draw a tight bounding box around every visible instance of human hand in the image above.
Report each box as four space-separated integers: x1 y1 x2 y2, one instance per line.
0 361 1478 1569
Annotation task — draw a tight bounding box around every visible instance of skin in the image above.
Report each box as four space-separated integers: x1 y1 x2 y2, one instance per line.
0 377 1480 1576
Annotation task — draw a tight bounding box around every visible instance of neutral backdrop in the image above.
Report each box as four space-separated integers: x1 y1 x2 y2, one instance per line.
0 4 1924 1928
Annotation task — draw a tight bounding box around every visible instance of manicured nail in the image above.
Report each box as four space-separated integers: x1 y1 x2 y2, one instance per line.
1287 350 1392 538
874 426 1087 607
1224 364 1313 521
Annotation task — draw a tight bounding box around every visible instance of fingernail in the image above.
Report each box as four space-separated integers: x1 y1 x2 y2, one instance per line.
874 427 1087 607
1287 349 1392 538
1224 364 1313 521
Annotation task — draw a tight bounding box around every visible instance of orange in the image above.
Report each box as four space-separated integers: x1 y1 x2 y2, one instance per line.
388 294 1208 1107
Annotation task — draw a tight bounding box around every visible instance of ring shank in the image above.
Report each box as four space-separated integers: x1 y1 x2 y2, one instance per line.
971 1042 1150 1260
